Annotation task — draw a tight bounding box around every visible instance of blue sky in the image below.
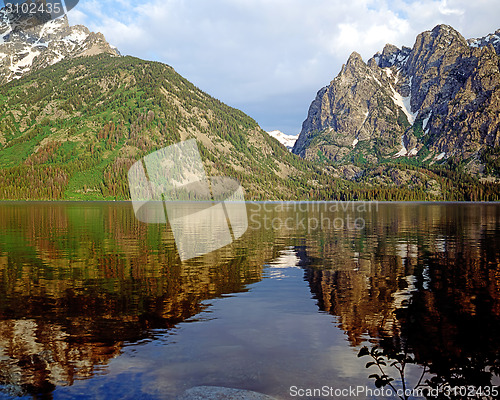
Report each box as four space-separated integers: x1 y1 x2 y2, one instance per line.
67 0 500 135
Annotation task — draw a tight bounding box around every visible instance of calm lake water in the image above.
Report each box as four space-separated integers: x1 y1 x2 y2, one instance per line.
0 202 499 399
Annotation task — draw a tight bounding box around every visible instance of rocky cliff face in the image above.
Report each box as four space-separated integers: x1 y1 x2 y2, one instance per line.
293 25 500 176
0 10 119 84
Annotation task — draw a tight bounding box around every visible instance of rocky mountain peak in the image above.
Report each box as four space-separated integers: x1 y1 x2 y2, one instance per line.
382 43 399 55
431 24 465 41
407 25 468 60
346 51 363 65
468 29 500 53
372 44 411 69
293 24 500 178
340 51 366 76
0 11 119 84
407 24 468 69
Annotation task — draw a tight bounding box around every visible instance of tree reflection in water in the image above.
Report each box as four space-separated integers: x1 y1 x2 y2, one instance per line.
305 224 500 399
0 203 269 398
0 202 498 399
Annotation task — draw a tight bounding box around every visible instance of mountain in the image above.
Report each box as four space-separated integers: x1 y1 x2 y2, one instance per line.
0 13 335 200
0 13 119 84
266 130 298 150
0 52 342 201
0 17 498 201
293 25 500 180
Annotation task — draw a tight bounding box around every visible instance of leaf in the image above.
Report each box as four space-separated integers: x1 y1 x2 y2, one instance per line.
375 379 384 388
369 374 380 380
358 347 369 358
366 362 376 368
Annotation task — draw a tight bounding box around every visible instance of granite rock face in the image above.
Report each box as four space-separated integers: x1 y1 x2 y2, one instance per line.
293 25 500 175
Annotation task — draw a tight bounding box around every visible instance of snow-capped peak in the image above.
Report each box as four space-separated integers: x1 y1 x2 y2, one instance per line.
267 130 299 150
467 30 500 53
0 16 119 84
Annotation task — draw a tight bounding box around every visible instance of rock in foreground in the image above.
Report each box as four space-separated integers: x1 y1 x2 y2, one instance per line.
177 386 278 400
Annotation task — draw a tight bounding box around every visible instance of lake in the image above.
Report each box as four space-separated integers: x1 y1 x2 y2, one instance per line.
0 202 499 399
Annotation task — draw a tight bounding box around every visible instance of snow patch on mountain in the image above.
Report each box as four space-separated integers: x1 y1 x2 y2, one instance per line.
467 30 500 53
389 80 416 125
435 152 446 161
64 30 89 45
9 48 41 76
267 130 299 151
395 147 408 157
0 14 119 84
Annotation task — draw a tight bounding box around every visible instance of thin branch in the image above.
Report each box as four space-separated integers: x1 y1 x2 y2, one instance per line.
399 364 407 399
414 364 428 389
370 354 405 400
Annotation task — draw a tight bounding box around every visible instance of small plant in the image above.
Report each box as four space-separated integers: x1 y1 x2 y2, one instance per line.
358 345 429 400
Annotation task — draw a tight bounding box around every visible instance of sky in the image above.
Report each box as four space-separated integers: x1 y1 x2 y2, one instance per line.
67 0 500 136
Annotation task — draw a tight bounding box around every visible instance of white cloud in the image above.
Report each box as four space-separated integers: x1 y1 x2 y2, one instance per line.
70 0 500 135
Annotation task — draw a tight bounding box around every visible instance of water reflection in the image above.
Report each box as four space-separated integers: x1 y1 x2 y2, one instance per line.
0 202 498 399
303 203 500 398
0 202 268 397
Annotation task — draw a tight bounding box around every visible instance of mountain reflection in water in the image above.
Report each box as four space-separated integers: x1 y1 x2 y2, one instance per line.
0 202 498 399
